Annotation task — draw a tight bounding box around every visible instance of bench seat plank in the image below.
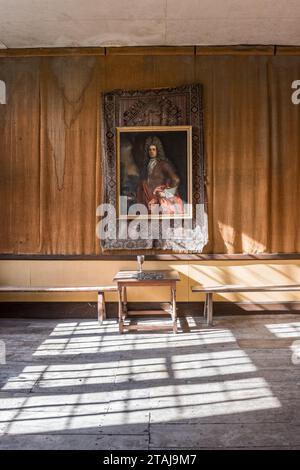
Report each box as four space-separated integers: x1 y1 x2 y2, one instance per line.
191 284 300 327
0 285 118 323
192 284 300 293
0 286 117 292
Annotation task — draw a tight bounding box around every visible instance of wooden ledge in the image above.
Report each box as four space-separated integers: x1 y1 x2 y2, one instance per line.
0 47 105 57
196 45 275 56
0 285 117 292
276 46 300 56
192 284 300 293
105 46 195 56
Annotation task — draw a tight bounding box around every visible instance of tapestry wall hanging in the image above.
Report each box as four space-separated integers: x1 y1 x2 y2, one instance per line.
100 83 208 252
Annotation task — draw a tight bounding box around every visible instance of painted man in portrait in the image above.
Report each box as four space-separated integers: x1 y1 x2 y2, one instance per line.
137 136 184 216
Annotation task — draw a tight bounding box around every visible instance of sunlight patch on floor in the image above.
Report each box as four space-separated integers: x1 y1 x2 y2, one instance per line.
266 322 300 338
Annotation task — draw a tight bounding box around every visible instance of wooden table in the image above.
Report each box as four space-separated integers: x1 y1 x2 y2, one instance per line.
113 270 180 334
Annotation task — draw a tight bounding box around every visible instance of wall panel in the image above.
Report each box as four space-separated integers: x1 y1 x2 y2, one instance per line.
0 58 40 253
0 49 300 256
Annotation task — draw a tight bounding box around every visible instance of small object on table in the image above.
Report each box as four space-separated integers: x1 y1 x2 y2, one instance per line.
137 272 163 280
114 271 138 280
113 271 163 280
113 269 180 334
137 255 145 273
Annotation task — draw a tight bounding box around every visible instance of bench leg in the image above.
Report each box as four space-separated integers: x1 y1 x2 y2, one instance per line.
203 294 208 319
123 286 128 319
206 292 213 326
97 291 106 323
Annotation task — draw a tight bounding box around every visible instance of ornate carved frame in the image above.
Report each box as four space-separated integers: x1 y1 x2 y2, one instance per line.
101 83 207 252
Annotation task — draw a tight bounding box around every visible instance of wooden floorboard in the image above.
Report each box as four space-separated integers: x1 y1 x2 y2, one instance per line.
0 314 300 449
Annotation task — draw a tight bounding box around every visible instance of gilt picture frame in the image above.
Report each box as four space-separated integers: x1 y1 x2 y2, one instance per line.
116 126 193 220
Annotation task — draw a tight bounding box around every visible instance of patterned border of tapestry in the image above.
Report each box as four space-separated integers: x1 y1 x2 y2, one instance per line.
100 83 208 252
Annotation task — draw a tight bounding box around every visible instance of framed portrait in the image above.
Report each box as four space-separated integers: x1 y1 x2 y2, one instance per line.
116 126 193 219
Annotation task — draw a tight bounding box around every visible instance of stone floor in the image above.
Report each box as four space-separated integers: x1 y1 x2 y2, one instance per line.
0 314 300 450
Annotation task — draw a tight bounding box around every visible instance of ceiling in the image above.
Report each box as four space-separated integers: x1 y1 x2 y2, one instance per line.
0 0 300 49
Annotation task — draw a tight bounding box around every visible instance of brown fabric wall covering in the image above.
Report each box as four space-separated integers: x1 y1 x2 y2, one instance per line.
0 52 300 255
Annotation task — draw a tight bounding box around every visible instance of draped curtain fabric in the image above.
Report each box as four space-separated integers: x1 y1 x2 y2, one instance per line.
101 83 208 252
0 53 300 255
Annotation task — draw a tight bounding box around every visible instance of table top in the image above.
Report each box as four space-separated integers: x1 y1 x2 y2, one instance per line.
113 269 180 283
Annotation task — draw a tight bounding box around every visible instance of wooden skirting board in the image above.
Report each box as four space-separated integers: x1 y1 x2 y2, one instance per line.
0 45 282 57
3 253 300 260
0 301 300 319
1 45 300 58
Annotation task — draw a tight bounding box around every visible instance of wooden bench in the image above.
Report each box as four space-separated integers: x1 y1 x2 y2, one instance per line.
0 285 117 323
191 284 300 326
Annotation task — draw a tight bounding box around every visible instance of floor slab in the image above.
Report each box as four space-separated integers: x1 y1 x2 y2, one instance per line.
0 315 300 449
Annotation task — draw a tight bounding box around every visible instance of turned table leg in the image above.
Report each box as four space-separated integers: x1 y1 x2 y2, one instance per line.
171 283 178 334
123 286 128 319
118 285 124 334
